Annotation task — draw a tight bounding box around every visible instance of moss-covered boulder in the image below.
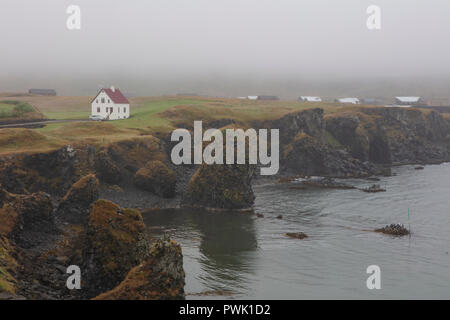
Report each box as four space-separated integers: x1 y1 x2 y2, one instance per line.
0 189 53 248
82 199 150 298
0 188 53 297
106 137 166 173
0 235 18 296
93 237 185 300
134 161 176 198
0 145 78 196
94 150 122 184
57 174 99 224
183 164 255 210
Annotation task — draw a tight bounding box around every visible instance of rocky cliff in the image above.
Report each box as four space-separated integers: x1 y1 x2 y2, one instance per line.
0 177 185 300
93 236 185 300
267 107 450 177
0 106 449 299
183 163 255 210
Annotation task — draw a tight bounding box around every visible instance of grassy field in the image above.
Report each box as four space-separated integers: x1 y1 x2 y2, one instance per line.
0 100 44 120
0 95 91 120
0 94 387 155
0 103 15 117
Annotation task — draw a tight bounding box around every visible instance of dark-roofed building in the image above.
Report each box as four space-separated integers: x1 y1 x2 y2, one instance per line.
257 95 279 101
361 98 385 105
28 89 57 96
176 93 198 97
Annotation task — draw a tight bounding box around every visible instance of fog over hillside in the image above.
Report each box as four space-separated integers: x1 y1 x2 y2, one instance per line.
1 0 450 100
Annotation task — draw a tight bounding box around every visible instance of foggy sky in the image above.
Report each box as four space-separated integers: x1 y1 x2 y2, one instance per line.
1 0 450 96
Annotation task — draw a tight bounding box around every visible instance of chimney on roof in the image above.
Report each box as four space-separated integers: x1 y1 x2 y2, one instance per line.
111 86 115 92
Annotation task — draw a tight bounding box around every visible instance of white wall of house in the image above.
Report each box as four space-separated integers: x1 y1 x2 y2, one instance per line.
91 90 130 120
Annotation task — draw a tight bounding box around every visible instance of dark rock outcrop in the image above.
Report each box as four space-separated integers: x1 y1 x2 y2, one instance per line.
286 232 308 240
272 108 325 144
183 164 255 210
268 109 379 177
94 150 122 184
358 108 450 164
0 189 53 248
57 174 100 224
325 113 392 164
283 134 375 177
93 236 185 300
134 161 176 198
106 137 166 175
271 107 450 177
375 224 410 236
0 145 78 196
81 200 150 298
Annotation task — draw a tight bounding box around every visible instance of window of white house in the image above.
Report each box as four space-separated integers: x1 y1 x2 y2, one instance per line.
123 107 126 113
108 99 110 103
101 98 105 103
97 107 100 113
96 99 98 103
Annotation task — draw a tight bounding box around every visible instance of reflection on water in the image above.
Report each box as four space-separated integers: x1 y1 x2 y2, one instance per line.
143 208 258 296
143 163 450 299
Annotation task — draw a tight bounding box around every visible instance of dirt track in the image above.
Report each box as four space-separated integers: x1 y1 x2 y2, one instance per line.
0 119 90 128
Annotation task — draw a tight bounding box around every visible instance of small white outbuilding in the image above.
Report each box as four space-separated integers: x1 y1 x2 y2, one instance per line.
394 97 426 106
335 98 361 105
91 86 130 120
299 96 322 102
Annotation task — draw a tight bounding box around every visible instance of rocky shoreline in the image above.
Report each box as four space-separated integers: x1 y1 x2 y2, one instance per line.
0 106 449 299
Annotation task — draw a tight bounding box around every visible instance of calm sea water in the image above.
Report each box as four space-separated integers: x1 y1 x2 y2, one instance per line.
143 163 450 299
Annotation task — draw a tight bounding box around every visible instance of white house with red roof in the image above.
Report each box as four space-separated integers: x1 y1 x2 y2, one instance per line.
91 86 130 120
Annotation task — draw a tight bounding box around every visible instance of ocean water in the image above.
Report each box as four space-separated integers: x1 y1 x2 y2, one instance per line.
143 163 450 299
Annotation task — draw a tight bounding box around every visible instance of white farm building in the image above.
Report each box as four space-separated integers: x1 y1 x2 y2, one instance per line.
299 96 322 102
394 96 426 106
91 86 130 120
335 98 361 105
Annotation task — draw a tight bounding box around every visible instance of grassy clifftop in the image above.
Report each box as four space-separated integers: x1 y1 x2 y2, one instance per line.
0 94 448 156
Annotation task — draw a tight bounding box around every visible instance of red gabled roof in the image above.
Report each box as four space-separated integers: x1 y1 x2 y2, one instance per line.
103 88 129 104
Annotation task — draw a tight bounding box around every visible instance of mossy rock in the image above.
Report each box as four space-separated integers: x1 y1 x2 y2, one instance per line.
184 163 255 210
57 174 99 224
82 199 150 298
106 137 166 172
0 235 18 295
0 190 53 247
134 161 176 198
93 237 185 300
94 150 122 184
